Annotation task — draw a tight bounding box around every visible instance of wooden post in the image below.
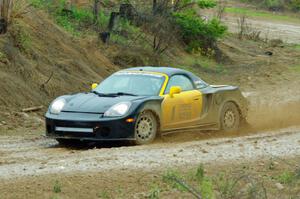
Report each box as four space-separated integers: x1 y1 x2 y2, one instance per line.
93 0 100 23
0 0 13 34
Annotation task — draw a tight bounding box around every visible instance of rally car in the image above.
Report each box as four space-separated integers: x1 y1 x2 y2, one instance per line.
45 67 248 145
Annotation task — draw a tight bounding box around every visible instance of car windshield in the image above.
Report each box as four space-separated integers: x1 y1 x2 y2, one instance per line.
94 72 165 96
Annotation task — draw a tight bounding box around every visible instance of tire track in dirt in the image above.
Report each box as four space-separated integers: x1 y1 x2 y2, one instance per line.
0 126 299 180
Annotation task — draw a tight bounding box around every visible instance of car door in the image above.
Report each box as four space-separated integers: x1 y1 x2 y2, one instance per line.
161 75 203 131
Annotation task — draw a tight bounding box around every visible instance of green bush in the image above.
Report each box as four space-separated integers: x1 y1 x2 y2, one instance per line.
290 0 300 11
197 0 217 9
53 180 62 193
173 10 227 54
263 0 285 11
98 11 110 29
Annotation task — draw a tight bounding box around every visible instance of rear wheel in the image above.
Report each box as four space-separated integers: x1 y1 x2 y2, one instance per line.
220 102 240 132
133 111 158 145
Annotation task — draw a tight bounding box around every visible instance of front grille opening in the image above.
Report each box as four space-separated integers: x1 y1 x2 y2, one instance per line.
95 127 111 137
46 125 53 134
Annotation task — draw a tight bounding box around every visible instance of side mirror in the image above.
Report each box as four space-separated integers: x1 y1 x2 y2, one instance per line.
91 83 98 90
169 86 182 98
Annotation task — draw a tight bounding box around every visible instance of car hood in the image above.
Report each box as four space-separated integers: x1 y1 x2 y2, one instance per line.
62 93 146 113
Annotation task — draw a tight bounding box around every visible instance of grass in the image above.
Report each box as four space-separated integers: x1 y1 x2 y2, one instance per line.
289 65 300 73
147 184 161 199
151 159 300 199
29 0 110 36
53 180 62 193
10 21 32 53
275 171 295 184
293 44 300 50
97 190 110 199
225 7 300 23
177 55 227 74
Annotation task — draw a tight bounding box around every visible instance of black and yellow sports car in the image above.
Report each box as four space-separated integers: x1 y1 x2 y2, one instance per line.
45 67 248 145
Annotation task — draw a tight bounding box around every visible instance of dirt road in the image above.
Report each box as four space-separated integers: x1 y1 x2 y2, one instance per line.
0 125 299 180
223 16 300 44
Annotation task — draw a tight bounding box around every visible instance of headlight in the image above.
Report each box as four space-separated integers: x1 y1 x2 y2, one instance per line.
50 98 66 114
104 102 131 117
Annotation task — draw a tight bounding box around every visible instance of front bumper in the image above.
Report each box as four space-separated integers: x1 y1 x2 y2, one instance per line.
45 112 136 141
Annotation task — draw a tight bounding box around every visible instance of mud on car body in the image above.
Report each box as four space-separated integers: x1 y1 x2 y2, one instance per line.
45 67 248 145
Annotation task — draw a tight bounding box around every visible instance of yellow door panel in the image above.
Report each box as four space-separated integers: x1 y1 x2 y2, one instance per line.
161 90 203 131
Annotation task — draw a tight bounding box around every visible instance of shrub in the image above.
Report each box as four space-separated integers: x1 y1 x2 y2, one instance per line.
173 10 227 54
263 0 285 11
10 21 32 52
53 180 62 193
197 0 217 9
290 0 300 11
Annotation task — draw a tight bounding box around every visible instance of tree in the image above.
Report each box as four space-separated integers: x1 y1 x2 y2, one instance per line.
0 0 13 34
93 0 100 23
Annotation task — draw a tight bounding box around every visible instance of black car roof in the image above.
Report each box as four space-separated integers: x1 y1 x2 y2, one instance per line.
122 66 191 76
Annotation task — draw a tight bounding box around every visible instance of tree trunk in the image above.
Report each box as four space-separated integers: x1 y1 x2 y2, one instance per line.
153 0 157 14
0 0 13 34
93 0 100 23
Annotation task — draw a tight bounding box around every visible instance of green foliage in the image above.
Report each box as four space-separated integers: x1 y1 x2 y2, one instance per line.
55 14 78 35
29 0 110 35
71 7 94 24
162 166 214 199
197 0 217 9
194 165 214 199
173 10 227 53
290 0 300 11
30 0 47 8
200 177 214 199
162 170 187 191
10 21 32 52
175 0 216 9
246 182 267 199
275 171 295 184
263 0 284 10
147 184 161 199
98 11 110 29
53 180 62 193
97 190 110 199
195 164 205 182
214 173 241 199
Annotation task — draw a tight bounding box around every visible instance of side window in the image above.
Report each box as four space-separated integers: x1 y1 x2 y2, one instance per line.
164 75 194 94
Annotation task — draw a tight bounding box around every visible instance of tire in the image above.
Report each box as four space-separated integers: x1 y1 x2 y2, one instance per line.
220 102 240 132
133 111 158 145
56 138 81 147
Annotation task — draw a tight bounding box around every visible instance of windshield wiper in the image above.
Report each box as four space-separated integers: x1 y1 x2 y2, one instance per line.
90 91 118 97
110 92 137 96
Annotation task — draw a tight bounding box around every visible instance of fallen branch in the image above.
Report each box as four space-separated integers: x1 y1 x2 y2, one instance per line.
40 71 53 89
168 176 202 199
22 105 43 112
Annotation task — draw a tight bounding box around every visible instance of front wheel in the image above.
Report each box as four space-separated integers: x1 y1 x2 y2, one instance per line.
133 111 158 145
220 102 240 132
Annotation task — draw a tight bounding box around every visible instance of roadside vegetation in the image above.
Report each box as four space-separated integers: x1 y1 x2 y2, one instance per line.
225 6 300 22
3 157 298 199
150 160 300 199
24 0 228 66
240 0 300 12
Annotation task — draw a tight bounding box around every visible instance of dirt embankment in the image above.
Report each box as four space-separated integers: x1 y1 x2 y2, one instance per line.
0 9 117 112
